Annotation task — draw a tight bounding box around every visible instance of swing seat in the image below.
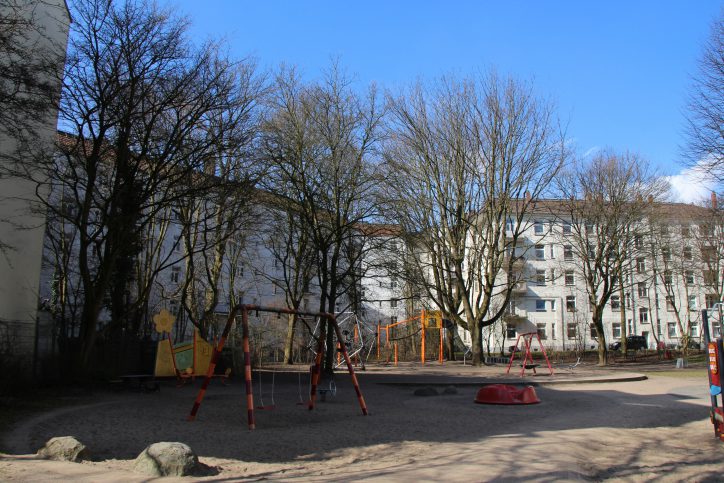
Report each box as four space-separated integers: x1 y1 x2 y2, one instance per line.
256 404 276 410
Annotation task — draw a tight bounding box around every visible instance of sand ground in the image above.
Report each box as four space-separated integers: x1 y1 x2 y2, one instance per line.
0 361 722 482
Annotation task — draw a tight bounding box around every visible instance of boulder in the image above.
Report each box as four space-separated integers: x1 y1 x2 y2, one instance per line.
133 442 199 477
413 386 439 396
37 436 90 462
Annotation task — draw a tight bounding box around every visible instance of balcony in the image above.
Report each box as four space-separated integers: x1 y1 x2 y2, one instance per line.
503 255 526 271
511 280 527 294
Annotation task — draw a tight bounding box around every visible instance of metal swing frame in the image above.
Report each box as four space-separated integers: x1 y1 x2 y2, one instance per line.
188 304 368 430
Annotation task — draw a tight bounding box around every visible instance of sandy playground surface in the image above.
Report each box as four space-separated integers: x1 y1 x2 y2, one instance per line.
1 361 723 482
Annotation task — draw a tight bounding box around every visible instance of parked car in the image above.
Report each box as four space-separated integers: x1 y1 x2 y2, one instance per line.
609 335 648 351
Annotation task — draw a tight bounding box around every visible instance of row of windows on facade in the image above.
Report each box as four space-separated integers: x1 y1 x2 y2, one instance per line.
529 243 713 263
507 319 714 341
531 220 714 238
528 292 717 317
532 267 717 288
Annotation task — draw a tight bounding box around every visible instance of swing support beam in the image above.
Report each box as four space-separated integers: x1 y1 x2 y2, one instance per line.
188 305 369 430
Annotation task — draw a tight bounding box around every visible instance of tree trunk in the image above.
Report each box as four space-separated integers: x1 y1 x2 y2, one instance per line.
471 320 482 366
284 313 297 364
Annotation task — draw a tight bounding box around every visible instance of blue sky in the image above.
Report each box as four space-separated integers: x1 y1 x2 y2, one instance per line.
176 1 722 202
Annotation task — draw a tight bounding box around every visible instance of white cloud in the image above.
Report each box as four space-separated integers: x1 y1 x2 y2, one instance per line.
666 162 717 204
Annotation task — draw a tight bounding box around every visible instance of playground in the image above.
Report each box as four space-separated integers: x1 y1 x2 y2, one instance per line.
0 362 721 481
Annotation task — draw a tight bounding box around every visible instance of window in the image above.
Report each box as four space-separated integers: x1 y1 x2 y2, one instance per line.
534 221 544 235
703 270 717 286
566 295 576 312
391 279 398 289
683 247 692 260
639 307 649 324
666 296 675 312
563 245 573 261
565 270 575 285
170 266 180 283
537 323 547 340
690 324 700 338
638 282 648 298
662 247 671 262
173 235 181 252
587 242 595 258
612 323 621 338
700 224 714 237
635 235 643 249
390 316 397 325
668 323 677 338
625 292 632 309
535 244 545 259
659 224 669 235
590 323 598 338
636 258 646 273
706 294 720 309
681 225 690 237
535 299 546 312
506 325 516 339
391 299 398 308
714 325 722 339
567 323 577 338
562 222 572 235
536 269 546 285
688 295 697 311
702 246 716 262
663 270 673 288
550 299 556 311
610 295 621 311
685 271 695 285
361 287 366 299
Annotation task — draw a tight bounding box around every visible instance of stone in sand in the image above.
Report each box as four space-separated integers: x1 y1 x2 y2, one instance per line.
37 436 90 462
414 386 439 396
133 442 199 477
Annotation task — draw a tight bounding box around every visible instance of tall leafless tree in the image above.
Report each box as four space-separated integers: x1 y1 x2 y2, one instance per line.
554 152 667 365
261 64 385 374
683 11 724 183
384 73 565 366
9 0 262 374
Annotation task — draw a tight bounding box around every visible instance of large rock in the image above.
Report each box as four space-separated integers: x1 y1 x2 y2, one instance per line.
37 436 90 462
133 442 199 477
413 386 439 396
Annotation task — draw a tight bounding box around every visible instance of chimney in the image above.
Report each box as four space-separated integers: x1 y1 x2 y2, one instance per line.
712 192 718 210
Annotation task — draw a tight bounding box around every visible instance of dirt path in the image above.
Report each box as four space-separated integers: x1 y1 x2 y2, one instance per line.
1 367 721 481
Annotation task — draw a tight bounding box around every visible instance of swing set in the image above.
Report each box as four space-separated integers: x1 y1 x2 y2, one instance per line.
188 305 368 430
376 309 445 365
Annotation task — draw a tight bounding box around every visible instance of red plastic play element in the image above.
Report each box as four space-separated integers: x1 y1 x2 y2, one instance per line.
474 384 540 405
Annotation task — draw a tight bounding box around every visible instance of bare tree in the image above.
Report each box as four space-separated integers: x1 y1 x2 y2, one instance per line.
261 64 385 374
554 152 666 365
11 0 262 374
384 73 565 366
683 12 724 183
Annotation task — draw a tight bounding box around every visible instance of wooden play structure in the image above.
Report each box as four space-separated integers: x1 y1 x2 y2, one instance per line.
152 309 230 383
505 318 554 376
188 305 368 430
376 309 445 365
